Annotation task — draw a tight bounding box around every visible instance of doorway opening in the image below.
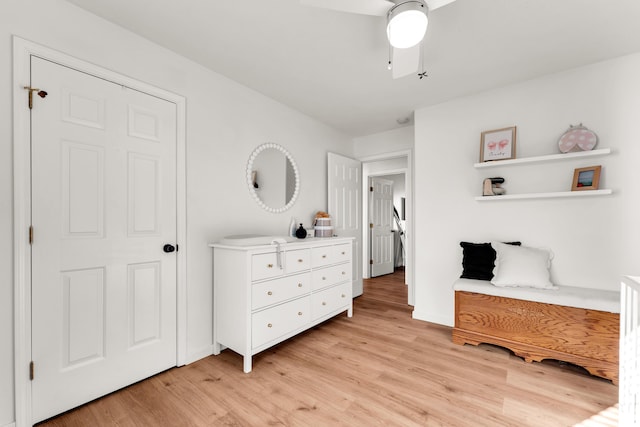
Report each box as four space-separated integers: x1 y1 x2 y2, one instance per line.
360 150 413 306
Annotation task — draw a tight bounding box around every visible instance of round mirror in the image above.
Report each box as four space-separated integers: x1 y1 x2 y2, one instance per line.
247 143 299 213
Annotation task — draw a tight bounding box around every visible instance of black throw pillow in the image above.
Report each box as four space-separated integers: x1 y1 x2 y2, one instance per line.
459 241 521 281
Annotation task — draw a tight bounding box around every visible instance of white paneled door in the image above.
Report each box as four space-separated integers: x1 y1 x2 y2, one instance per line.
327 153 363 297
369 177 394 277
30 57 178 423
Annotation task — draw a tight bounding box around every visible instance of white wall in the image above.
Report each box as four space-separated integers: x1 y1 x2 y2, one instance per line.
1 1 353 425
413 53 640 326
353 126 413 158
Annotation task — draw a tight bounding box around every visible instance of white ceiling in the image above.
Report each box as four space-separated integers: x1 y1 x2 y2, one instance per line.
65 0 640 137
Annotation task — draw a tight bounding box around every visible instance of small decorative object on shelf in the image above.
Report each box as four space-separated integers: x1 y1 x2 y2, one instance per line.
295 223 307 239
480 126 517 162
482 177 506 196
558 123 598 153
314 211 333 237
571 165 602 191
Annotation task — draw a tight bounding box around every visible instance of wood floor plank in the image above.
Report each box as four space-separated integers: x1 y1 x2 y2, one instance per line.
37 269 618 426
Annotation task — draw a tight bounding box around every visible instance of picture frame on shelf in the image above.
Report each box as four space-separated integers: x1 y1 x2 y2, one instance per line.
480 126 517 162
571 165 601 191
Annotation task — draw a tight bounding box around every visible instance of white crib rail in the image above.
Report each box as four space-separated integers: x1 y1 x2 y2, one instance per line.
620 276 640 426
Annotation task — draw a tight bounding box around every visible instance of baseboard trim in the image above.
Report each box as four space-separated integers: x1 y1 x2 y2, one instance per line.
412 310 453 327
184 345 214 365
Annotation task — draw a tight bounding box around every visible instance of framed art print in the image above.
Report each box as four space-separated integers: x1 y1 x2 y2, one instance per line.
572 165 601 191
480 126 517 162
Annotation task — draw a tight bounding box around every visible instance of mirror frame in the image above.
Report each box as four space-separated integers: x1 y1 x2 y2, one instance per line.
246 143 300 213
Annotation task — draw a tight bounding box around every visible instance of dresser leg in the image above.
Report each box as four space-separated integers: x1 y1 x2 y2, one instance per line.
213 341 221 355
243 356 252 373
347 305 353 317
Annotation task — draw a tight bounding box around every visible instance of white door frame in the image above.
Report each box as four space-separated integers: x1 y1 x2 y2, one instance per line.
12 36 188 426
359 149 413 305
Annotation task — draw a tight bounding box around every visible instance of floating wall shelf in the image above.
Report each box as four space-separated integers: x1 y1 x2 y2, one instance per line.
474 148 611 169
475 189 612 201
474 148 612 201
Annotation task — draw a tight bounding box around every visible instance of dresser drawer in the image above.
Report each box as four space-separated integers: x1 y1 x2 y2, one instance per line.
252 296 311 349
285 248 311 274
332 243 351 263
312 282 351 321
311 262 352 291
251 252 283 281
311 245 334 267
252 273 310 310
311 243 352 267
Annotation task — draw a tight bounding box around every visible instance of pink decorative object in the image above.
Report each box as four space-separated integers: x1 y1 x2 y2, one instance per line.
558 124 598 153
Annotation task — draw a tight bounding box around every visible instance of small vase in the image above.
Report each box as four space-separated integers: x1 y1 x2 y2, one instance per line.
295 224 307 239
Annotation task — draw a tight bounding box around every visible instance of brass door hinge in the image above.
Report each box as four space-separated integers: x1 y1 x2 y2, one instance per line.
29 226 33 245
29 361 34 381
369 186 373 192
23 86 48 109
369 259 373 265
369 223 373 229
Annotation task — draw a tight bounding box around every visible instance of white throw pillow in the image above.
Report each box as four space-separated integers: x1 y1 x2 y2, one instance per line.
490 242 556 289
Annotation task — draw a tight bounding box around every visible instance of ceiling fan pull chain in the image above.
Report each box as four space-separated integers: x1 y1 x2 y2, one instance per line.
387 42 392 70
418 40 428 79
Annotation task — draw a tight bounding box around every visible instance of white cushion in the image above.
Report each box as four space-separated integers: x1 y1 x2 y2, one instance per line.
453 278 620 313
490 242 556 289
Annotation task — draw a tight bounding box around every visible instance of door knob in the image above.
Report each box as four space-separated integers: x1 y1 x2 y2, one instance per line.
163 244 176 253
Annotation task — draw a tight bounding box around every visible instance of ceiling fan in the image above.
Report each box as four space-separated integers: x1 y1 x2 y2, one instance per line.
301 0 456 79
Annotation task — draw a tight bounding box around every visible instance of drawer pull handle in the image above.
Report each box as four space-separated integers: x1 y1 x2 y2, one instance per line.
267 291 273 296
267 264 274 268
298 259 303 263
341 252 346 255
322 302 327 306
298 311 303 316
267 323 272 328
298 283 303 288
322 254 327 258
322 277 326 280
341 294 346 298
342 271 346 275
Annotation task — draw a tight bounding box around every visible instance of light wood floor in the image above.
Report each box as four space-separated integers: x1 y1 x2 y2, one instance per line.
39 269 618 426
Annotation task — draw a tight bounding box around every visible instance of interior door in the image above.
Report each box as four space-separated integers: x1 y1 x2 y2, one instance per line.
30 56 178 422
369 177 394 277
327 153 363 297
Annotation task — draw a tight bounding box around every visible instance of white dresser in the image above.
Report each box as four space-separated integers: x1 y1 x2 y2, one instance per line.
210 237 353 372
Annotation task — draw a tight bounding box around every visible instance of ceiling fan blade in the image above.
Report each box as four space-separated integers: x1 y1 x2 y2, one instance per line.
424 0 456 12
392 44 421 79
300 0 393 16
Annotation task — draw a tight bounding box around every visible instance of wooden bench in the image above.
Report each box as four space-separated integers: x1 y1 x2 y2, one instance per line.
452 278 620 383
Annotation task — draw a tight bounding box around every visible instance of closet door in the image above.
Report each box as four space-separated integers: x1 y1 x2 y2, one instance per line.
30 56 178 422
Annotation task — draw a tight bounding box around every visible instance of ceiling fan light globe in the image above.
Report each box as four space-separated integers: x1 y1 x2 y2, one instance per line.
387 2 428 49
